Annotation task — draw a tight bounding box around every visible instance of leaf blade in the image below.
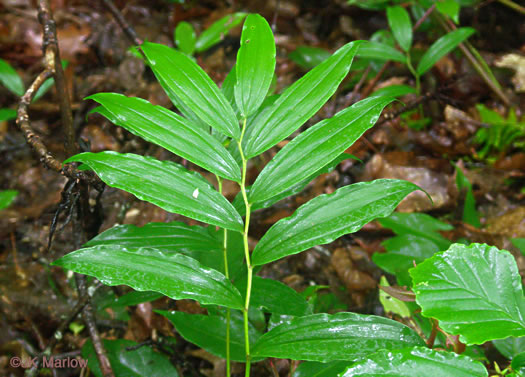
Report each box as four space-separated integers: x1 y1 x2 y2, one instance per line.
249 96 393 203
235 14 276 117
387 6 413 52
53 246 244 309
87 93 241 182
340 347 488 377
416 28 475 76
65 152 244 232
243 41 362 158
0 58 24 96
141 42 240 139
195 12 247 52
252 179 420 266
410 243 525 344
357 41 407 63
252 312 424 362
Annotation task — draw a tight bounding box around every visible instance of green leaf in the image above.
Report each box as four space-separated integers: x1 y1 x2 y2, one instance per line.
86 221 221 253
357 41 407 63
157 310 262 362
235 276 310 316
0 189 18 210
372 84 416 97
65 152 243 232
235 14 275 117
87 93 241 182
52 246 243 309
387 6 413 52
289 46 331 70
379 276 411 317
454 164 481 228
0 108 17 122
252 179 420 266
174 21 196 55
410 243 525 345
82 339 179 377
221 63 239 115
292 361 349 377
416 27 475 75
374 234 442 286
0 58 24 96
512 238 525 257
512 352 525 373
195 12 247 52
141 42 240 140
379 212 453 250
493 337 525 359
234 153 357 217
243 41 362 158
252 312 425 362
340 347 488 377
249 96 393 203
436 0 460 24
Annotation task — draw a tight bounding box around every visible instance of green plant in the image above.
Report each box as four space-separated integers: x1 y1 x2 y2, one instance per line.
0 189 18 210
174 12 247 56
49 13 525 377
0 58 68 120
473 104 525 160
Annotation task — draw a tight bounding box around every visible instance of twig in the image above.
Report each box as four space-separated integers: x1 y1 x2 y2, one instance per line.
100 0 143 46
15 8 103 188
38 0 75 156
412 3 435 31
497 0 525 14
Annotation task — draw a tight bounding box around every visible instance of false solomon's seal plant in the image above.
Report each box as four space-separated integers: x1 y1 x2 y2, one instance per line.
53 14 431 376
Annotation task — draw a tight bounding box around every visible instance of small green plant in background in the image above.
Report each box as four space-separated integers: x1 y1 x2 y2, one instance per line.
174 12 247 56
474 104 525 160
0 189 18 210
0 58 68 120
47 12 525 377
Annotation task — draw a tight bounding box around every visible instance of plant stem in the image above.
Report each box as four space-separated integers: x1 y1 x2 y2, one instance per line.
497 0 525 15
406 54 420 95
217 177 232 377
237 118 253 377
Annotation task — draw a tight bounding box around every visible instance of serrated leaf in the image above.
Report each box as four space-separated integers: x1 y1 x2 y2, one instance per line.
340 347 488 377
158 310 262 362
387 6 413 52
249 96 393 203
289 46 331 70
235 276 310 316
195 12 247 52
65 152 243 232
493 337 525 359
416 27 475 75
235 14 275 117
243 41 362 158
142 42 240 139
174 21 196 55
83 339 179 377
87 93 241 182
357 41 407 63
53 246 243 309
252 312 424 362
252 179 420 266
0 58 24 96
410 243 525 345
